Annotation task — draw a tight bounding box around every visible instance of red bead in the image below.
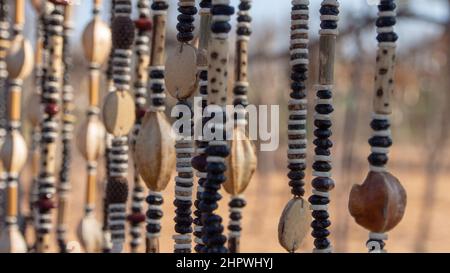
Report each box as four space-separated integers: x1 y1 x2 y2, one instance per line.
36 199 56 210
127 212 146 224
135 18 153 31
136 108 147 119
45 103 59 116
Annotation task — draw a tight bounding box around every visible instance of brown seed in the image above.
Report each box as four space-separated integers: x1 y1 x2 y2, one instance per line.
102 91 136 137
76 115 105 162
165 44 198 100
349 171 407 233
82 18 112 65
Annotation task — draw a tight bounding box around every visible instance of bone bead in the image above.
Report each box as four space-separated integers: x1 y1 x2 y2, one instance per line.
27 93 42 128
0 131 27 174
318 35 336 85
135 111 175 192
78 215 102 253
208 38 229 105
102 91 136 137
82 18 112 65
151 15 167 66
165 43 198 99
373 46 396 114
0 226 27 253
6 36 34 80
278 197 311 252
223 128 257 195
77 115 105 162
349 171 406 233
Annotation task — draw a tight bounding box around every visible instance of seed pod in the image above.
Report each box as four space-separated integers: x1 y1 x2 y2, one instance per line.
112 16 135 49
223 128 257 195
165 43 198 99
135 111 175 192
278 197 311 252
349 171 407 233
0 131 27 174
82 18 112 65
77 215 102 253
6 36 33 80
0 226 27 253
102 91 136 137
77 115 105 162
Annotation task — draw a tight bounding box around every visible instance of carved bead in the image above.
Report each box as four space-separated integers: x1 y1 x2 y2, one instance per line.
76 115 105 162
102 91 136 137
135 111 175 192
6 36 34 80
223 128 257 195
82 18 112 65
349 171 407 233
0 131 27 174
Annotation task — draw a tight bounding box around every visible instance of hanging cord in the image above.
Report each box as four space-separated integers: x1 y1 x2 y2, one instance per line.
310 0 339 253
200 0 234 253
192 0 211 254
106 0 136 253
36 1 66 253
127 0 152 253
56 3 74 253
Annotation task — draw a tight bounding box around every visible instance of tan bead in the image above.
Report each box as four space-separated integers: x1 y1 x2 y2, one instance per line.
165 43 198 100
6 36 34 80
77 215 102 253
278 197 311 252
77 115 105 162
135 111 175 192
102 91 136 137
0 225 27 253
208 38 230 105
223 128 257 195
82 17 112 65
26 93 42 128
0 131 27 174
349 171 407 233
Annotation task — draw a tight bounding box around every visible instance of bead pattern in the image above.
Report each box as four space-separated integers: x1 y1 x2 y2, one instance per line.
0 0 8 228
310 0 339 254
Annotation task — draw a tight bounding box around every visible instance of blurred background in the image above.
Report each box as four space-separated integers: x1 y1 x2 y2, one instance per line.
3 0 450 253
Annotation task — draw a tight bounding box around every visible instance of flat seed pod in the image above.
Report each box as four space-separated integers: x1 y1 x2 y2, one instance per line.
77 215 102 253
6 36 34 80
26 93 42 128
278 197 311 252
76 115 105 162
0 225 27 253
135 111 175 192
0 131 27 174
349 171 407 233
223 128 257 195
165 43 198 100
82 18 112 65
102 91 136 137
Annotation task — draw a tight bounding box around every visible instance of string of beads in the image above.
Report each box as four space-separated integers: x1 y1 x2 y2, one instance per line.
310 0 339 253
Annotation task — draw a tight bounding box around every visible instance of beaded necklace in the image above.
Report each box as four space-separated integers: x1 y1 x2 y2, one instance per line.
224 0 257 254
104 0 136 253
78 0 111 253
165 0 199 254
278 0 310 253
135 0 175 253
0 0 33 253
192 0 211 254
199 0 234 253
349 0 406 253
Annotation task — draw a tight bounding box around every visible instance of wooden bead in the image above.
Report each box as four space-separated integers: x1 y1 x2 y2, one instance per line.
6 36 34 80
208 38 229 105
102 91 136 137
0 226 27 253
82 18 112 65
77 215 102 253
223 128 257 195
135 111 175 192
0 131 27 174
165 44 198 100
278 197 311 252
76 115 105 162
26 93 42 128
349 171 407 233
